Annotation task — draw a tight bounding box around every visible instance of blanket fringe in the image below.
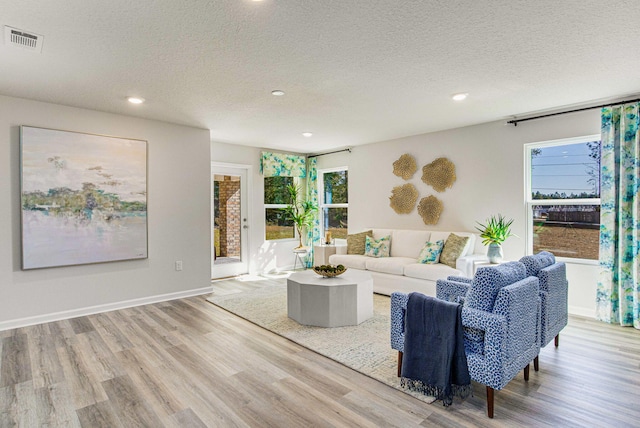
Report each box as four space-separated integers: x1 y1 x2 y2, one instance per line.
401 377 473 406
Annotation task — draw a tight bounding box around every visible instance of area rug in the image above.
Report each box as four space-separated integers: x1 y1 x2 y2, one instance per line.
207 283 436 403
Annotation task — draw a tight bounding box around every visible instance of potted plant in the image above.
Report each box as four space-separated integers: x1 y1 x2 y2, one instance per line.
475 214 516 263
283 184 317 249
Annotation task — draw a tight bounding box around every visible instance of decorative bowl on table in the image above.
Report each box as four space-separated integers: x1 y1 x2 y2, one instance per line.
313 264 347 278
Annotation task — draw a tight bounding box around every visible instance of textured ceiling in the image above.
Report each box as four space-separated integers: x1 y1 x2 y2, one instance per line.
2 1 640 153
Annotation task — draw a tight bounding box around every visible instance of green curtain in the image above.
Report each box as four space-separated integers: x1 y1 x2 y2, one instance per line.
597 103 640 329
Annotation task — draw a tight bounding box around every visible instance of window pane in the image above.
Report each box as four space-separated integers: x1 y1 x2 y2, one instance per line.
323 207 348 239
265 208 294 240
530 141 600 199
323 171 348 204
532 204 600 259
264 176 293 204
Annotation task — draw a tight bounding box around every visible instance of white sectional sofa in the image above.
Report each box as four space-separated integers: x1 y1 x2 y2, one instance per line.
328 228 487 296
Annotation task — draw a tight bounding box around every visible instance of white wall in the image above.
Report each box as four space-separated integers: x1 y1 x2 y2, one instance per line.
316 110 601 317
0 95 213 329
211 142 304 274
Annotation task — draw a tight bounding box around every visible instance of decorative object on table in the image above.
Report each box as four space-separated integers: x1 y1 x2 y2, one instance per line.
392 153 417 180
421 157 456 192
475 214 516 263
417 195 443 225
389 183 418 214
283 184 317 249
313 264 347 277
20 126 148 270
324 231 332 244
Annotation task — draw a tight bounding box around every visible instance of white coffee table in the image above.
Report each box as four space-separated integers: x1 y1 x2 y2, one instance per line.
287 269 373 327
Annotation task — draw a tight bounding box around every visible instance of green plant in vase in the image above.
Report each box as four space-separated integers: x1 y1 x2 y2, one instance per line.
475 214 516 263
283 184 317 249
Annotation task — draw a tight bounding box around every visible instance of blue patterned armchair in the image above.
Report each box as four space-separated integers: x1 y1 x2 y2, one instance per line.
390 262 541 418
519 251 568 370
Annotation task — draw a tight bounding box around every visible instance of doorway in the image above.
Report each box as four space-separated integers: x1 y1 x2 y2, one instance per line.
211 163 250 278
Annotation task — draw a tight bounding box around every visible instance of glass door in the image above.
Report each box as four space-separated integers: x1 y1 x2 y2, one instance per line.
211 164 249 278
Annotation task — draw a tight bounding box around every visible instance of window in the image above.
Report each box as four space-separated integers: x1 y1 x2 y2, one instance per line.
264 176 295 240
319 168 348 240
525 136 601 261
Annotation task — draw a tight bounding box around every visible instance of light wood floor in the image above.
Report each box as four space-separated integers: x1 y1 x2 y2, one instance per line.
1 277 639 427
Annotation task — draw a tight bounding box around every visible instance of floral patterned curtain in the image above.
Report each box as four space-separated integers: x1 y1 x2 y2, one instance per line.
260 151 307 178
260 151 319 267
597 103 640 329
305 157 321 267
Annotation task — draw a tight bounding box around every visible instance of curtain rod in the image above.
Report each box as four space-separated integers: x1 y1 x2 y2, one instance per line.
507 97 640 126
308 147 352 158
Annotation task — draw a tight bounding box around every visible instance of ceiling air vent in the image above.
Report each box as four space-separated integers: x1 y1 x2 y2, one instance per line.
4 26 44 52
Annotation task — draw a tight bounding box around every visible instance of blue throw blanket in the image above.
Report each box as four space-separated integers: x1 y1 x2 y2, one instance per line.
401 292 471 406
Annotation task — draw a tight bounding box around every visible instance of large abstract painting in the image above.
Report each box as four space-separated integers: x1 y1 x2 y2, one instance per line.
20 126 148 269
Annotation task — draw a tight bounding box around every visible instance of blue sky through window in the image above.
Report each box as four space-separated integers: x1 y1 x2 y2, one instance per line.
531 141 600 198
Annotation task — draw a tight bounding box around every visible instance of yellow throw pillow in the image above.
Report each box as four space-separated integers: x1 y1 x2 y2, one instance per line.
440 233 470 268
347 230 373 255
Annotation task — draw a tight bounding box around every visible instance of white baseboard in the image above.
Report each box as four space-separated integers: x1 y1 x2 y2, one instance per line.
568 305 595 319
0 286 214 331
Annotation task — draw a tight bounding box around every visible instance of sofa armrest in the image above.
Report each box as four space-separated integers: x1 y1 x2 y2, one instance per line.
390 292 409 352
436 279 470 303
456 253 489 278
447 276 472 284
334 244 348 255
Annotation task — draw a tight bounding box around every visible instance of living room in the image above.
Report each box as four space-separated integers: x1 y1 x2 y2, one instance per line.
1 1 639 426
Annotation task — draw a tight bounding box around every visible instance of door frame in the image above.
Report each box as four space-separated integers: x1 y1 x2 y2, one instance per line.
211 162 252 278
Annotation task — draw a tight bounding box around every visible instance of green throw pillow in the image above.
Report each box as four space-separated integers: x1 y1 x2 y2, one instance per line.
417 240 444 264
440 233 469 268
364 235 391 258
347 230 373 255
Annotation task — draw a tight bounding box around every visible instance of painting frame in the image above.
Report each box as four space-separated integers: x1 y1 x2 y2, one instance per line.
20 126 148 270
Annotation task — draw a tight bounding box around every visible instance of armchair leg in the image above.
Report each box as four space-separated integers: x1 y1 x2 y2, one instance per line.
524 364 530 381
486 386 494 418
555 334 559 347
534 356 539 372
397 351 403 377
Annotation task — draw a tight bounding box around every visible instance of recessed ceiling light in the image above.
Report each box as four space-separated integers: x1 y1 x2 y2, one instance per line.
271 90 285 96
452 93 468 101
127 96 145 104
302 132 313 137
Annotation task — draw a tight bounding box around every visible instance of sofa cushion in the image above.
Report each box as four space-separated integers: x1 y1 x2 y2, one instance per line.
328 254 369 270
364 235 391 258
365 257 416 275
417 240 444 264
404 263 462 282
464 261 527 312
346 230 373 255
389 229 431 258
439 234 470 268
431 231 475 257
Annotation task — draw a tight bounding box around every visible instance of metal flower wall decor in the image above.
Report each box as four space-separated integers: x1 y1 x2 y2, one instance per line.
417 195 443 225
421 157 456 192
392 154 417 180
389 154 456 224
389 183 418 214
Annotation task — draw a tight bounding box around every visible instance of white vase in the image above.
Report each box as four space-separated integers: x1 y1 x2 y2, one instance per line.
487 243 503 263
